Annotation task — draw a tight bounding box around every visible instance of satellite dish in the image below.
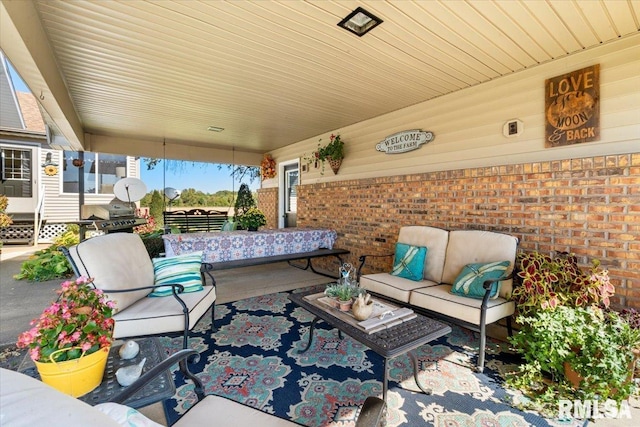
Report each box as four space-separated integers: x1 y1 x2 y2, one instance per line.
114 178 147 205
164 187 180 201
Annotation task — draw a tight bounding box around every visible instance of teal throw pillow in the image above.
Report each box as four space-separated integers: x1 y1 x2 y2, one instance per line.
149 251 204 297
390 243 427 281
450 261 510 299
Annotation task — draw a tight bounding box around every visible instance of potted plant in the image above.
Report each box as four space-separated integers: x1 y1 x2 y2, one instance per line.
511 251 615 317
304 134 345 175
233 183 257 226
324 282 359 311
237 206 267 231
618 308 640 380
16 277 115 397
508 305 640 415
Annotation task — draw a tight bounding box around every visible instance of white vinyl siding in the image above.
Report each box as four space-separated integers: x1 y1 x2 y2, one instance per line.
269 37 639 187
39 150 140 223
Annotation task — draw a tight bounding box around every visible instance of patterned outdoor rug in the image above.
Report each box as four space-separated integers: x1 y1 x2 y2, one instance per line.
159 290 586 427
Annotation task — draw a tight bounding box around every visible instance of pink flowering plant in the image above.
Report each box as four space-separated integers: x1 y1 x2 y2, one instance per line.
17 277 115 363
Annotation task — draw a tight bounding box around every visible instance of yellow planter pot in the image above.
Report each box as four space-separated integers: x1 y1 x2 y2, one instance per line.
34 346 110 397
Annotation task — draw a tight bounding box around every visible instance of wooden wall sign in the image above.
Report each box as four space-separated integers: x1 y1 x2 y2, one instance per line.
545 64 600 147
376 129 434 154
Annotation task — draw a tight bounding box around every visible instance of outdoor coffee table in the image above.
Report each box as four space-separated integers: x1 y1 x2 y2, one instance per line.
289 289 451 401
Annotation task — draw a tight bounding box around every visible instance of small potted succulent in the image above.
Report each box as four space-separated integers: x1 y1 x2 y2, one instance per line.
324 282 359 311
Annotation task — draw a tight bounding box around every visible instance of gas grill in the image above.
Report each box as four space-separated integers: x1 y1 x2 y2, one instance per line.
79 200 147 239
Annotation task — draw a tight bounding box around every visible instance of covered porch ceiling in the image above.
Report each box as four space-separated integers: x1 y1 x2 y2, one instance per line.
1 0 638 165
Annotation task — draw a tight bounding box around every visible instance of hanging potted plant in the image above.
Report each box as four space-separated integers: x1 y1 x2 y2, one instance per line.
304 134 345 175
16 277 115 397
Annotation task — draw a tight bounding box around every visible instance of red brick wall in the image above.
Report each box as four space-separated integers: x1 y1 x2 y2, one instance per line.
257 187 278 229
293 153 640 309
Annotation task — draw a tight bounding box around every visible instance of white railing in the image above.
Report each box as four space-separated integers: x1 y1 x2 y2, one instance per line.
33 184 45 245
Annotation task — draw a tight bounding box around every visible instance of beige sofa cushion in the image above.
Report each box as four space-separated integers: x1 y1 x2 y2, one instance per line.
0 368 120 427
174 394 300 427
360 272 438 303
441 230 518 299
410 285 515 325
67 233 155 313
397 226 449 283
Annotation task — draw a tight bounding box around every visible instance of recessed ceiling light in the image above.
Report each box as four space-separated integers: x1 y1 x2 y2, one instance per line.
338 7 383 37
207 126 224 132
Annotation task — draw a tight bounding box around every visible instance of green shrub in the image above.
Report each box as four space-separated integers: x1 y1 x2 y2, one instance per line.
14 230 79 282
141 231 165 259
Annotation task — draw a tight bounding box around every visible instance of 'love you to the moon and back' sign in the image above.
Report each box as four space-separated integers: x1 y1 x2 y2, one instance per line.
545 64 600 147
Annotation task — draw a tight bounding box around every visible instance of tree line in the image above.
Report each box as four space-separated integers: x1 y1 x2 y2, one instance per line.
139 187 257 225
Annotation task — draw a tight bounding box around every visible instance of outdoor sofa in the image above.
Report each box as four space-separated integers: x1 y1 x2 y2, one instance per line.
358 225 519 371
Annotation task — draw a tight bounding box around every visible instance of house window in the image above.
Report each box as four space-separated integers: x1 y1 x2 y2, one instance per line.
62 151 126 194
0 148 32 197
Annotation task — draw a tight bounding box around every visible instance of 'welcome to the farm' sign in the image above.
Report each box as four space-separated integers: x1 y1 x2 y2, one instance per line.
545 64 600 147
376 129 435 154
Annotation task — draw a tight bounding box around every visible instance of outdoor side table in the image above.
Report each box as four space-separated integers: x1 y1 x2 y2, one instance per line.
20 337 174 408
79 337 175 408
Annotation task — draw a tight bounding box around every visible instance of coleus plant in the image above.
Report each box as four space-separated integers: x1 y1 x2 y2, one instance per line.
511 251 615 317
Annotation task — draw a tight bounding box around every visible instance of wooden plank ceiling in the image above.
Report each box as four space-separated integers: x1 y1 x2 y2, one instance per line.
3 0 639 161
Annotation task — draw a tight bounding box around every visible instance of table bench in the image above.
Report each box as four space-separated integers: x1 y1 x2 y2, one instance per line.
205 247 350 284
163 209 228 233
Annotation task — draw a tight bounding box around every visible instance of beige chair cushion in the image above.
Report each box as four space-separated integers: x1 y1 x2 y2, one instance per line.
360 273 437 303
397 226 449 283
441 230 518 299
0 368 120 427
67 233 155 313
174 394 300 427
410 285 515 325
112 285 216 338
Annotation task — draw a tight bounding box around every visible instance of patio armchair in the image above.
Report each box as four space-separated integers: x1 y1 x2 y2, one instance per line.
0 350 386 427
61 233 216 351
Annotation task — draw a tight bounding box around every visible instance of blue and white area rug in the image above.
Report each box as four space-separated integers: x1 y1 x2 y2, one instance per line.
160 290 586 427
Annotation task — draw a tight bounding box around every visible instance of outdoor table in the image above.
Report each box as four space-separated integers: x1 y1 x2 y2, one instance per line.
78 337 175 408
162 228 338 264
289 289 452 401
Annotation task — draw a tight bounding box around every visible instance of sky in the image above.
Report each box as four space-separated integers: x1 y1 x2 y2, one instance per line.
141 162 259 195
6 60 258 195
